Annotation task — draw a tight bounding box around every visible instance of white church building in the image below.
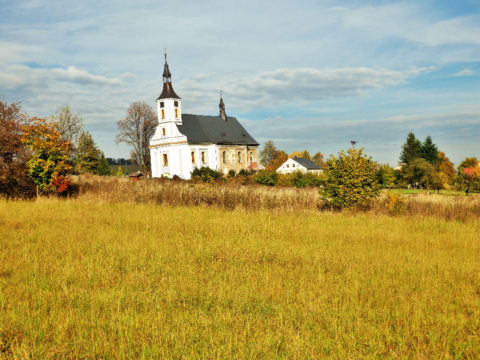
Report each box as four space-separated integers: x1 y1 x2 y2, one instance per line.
149 56 259 179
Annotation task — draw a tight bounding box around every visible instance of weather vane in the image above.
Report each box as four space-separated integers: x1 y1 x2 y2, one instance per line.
163 47 167 62
350 140 358 147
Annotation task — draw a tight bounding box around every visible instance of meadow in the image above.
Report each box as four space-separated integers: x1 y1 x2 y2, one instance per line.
1 194 480 358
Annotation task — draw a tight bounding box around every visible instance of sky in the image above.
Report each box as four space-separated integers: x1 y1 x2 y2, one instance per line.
1 0 479 166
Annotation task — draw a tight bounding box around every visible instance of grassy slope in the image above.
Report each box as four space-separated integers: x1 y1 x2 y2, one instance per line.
0 200 479 358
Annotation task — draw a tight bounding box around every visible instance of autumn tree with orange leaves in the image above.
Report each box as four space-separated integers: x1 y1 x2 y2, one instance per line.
22 118 72 195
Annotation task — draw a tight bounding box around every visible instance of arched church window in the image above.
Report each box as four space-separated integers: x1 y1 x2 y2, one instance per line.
237 151 242 163
191 151 196 164
163 154 168 167
201 151 206 164
222 151 227 164
249 151 253 163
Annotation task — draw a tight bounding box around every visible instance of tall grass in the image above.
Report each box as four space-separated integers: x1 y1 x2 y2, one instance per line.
72 175 480 221
1 199 480 358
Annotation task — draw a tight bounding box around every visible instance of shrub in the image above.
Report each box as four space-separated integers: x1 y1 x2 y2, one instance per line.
191 167 223 183
254 170 278 186
320 148 380 209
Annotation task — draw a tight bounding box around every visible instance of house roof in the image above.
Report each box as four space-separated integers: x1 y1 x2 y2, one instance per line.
177 114 259 146
292 157 322 170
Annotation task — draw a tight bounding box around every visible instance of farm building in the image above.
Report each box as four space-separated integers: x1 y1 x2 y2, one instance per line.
149 55 259 179
276 157 323 174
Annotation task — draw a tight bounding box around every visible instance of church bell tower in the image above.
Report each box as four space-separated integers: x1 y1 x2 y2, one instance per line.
156 52 182 124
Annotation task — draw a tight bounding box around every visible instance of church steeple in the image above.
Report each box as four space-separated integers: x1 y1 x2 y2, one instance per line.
157 51 180 100
219 91 227 121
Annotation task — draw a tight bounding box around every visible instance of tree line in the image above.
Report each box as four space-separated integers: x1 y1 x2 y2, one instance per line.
1 100 109 197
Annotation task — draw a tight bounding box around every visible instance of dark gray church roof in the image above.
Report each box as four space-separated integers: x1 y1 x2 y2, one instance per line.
292 157 322 170
177 114 259 146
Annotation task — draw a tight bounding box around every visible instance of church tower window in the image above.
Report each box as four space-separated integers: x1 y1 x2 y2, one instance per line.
162 128 166 136
163 154 168 166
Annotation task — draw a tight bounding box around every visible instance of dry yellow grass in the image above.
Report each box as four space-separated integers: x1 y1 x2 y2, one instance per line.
1 198 479 358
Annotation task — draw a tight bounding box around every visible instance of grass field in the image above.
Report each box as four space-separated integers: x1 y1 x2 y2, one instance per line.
1 199 480 358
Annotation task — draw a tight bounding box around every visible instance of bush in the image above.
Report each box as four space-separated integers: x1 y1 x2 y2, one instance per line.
254 170 278 186
320 148 380 209
191 167 223 183
277 172 324 188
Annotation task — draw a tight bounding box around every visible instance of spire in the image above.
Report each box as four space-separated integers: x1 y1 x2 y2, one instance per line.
219 91 227 121
157 50 180 100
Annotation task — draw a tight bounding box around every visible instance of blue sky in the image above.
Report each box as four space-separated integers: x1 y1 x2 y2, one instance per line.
1 0 479 166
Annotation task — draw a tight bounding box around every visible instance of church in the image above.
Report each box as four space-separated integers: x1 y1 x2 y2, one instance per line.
149 56 259 179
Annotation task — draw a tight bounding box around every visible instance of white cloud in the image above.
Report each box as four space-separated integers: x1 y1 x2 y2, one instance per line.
454 68 474 77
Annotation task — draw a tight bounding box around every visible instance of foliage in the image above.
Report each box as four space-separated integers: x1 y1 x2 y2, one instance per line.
50 104 83 146
191 167 222 183
0 100 36 198
116 166 124 177
277 171 323 188
254 170 278 186
259 140 277 166
289 150 311 160
402 158 435 189
320 148 380 209
384 193 405 215
456 166 480 195
420 135 439 164
266 150 288 171
21 118 72 194
399 132 421 166
437 151 456 184
116 101 157 174
457 157 479 175
227 169 236 178
97 152 111 176
312 152 325 168
75 131 102 174
376 164 396 188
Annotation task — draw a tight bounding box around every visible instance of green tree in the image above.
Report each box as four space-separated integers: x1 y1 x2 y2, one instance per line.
21 118 72 195
75 131 101 174
399 132 421 166
420 136 439 164
320 148 380 209
289 150 311 160
376 164 396 188
116 166 124 177
97 152 111 176
402 158 435 189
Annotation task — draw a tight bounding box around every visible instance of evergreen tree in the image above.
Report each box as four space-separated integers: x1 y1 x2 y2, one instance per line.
116 166 124 177
75 131 101 174
420 136 439 164
399 132 421 166
97 152 111 176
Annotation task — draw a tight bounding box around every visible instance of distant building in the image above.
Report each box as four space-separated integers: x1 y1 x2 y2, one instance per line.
277 157 323 174
149 55 259 179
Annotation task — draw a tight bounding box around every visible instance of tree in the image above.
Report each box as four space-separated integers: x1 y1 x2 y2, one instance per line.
260 140 277 167
320 148 380 209
75 131 102 174
312 152 325 168
116 101 157 174
50 105 83 147
376 164 396 188
289 150 311 160
0 100 35 198
420 135 439 164
399 132 421 166
21 118 72 195
266 150 288 171
437 151 456 185
402 158 435 189
457 157 479 175
97 152 111 176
